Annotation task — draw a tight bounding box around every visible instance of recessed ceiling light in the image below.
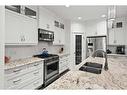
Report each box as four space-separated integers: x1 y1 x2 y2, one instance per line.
65 5 70 7
78 17 82 20
101 14 106 18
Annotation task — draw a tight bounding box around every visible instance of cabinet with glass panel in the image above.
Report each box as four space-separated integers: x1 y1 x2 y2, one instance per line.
5 5 37 19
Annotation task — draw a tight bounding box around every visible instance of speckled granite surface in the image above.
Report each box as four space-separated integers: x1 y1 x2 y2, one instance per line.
5 57 44 70
45 56 127 90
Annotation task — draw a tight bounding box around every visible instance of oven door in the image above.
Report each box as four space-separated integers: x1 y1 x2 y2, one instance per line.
45 60 59 81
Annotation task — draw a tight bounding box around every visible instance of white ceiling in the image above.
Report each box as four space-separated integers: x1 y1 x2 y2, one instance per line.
44 5 127 21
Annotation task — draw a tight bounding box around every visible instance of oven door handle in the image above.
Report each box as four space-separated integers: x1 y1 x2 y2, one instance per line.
46 60 59 66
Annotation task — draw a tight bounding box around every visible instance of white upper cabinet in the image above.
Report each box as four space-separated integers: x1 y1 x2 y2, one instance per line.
85 19 107 36
108 29 115 45
108 18 126 45
97 20 107 36
53 18 65 45
5 9 23 44
21 15 38 44
53 27 65 45
5 8 38 45
108 27 125 45
38 7 55 32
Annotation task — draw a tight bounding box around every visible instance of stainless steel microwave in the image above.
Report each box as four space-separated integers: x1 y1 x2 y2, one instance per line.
38 28 54 42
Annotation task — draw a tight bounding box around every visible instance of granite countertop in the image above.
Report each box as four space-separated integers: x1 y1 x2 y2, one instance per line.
45 56 127 90
5 57 44 70
108 54 127 57
57 53 70 57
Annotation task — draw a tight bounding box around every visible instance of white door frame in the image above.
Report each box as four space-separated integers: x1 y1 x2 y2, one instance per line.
70 32 85 70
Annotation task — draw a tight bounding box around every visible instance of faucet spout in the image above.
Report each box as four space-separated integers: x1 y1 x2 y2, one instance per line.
92 49 108 71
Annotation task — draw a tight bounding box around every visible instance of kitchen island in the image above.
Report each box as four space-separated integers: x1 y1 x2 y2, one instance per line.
45 56 127 89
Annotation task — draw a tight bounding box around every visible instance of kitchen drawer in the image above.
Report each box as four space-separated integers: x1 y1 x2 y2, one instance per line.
60 56 69 61
20 78 42 90
27 61 42 72
5 65 28 79
59 60 68 67
5 61 43 80
5 68 42 89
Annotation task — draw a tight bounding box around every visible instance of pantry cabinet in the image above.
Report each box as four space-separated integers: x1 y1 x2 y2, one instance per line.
5 9 38 45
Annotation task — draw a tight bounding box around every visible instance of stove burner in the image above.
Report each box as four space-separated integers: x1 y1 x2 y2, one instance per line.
33 54 58 58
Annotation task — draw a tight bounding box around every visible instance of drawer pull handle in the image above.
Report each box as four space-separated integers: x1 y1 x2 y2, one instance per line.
34 64 39 66
13 79 21 84
33 81 39 85
33 71 39 75
13 69 22 72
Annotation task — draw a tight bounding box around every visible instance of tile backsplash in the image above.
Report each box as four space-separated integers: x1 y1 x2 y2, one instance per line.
5 42 65 61
107 45 127 54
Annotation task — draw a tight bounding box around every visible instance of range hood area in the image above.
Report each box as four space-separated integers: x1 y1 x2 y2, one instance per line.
38 28 54 42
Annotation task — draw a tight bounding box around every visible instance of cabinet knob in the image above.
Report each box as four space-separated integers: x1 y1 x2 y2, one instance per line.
114 40 117 43
21 36 23 42
20 35 25 42
23 36 25 41
47 24 50 29
59 40 61 43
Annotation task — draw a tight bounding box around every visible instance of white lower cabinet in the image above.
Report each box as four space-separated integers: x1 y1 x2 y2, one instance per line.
59 55 70 74
4 60 44 89
20 78 42 90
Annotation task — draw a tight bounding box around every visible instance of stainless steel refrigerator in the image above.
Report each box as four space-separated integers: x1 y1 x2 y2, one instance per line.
86 36 107 58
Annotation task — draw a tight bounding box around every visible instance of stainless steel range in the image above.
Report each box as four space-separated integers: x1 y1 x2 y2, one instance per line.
34 54 59 86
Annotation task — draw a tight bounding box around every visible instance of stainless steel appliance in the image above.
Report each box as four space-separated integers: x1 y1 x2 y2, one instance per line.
116 45 125 54
86 36 107 58
84 36 108 73
34 54 59 86
38 28 54 42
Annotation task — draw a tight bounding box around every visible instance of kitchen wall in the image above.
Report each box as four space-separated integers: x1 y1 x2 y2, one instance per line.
0 6 5 89
5 19 71 61
5 42 64 61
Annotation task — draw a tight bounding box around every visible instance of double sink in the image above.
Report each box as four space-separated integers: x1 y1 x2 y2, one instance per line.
79 62 103 74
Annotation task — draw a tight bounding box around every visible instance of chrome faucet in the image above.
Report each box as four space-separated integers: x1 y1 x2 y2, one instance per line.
92 49 108 71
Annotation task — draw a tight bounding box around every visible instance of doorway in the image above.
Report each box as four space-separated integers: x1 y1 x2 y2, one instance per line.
75 35 82 65
72 33 84 65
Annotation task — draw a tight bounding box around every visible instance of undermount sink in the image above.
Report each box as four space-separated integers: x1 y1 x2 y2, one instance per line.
79 62 103 74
